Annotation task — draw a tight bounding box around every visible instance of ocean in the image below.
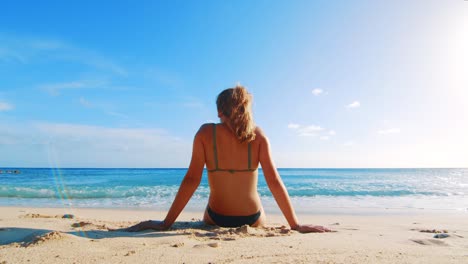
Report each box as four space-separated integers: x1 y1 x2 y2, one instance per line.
1 168 467 214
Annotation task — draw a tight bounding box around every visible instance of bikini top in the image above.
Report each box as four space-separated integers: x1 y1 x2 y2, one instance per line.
208 123 257 174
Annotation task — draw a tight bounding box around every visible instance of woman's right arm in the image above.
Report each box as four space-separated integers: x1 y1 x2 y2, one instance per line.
258 130 331 233
258 131 299 229
123 125 206 232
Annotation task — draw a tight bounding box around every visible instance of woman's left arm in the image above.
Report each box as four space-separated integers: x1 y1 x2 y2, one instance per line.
124 128 206 232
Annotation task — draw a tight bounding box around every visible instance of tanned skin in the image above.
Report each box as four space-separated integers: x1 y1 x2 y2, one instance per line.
124 114 331 233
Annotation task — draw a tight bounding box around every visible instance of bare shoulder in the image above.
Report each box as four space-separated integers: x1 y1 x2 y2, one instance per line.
196 123 214 139
199 123 214 132
254 126 269 143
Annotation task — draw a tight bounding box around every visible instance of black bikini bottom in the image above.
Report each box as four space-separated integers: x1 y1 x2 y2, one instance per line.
207 206 261 227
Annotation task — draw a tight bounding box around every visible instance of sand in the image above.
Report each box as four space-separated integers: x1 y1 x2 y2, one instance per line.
0 207 467 263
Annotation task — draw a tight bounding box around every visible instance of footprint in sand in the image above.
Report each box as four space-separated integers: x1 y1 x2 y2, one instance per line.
124 250 136 256
410 239 448 246
21 213 55 219
22 231 67 247
71 221 107 230
21 213 75 219
171 242 185 248
193 242 220 248
419 229 449 234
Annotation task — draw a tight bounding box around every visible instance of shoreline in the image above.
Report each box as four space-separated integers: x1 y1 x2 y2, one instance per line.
1 206 467 263
1 201 466 216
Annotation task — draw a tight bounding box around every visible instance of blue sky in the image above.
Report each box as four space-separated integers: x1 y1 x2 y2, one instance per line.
0 0 467 168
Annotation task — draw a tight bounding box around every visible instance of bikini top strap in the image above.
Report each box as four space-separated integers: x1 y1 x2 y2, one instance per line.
212 124 219 170
212 123 253 172
247 142 252 170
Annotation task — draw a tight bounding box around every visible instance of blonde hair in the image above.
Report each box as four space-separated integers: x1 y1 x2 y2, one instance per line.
216 85 256 143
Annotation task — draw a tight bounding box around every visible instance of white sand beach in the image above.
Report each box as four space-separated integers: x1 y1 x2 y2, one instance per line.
0 207 467 263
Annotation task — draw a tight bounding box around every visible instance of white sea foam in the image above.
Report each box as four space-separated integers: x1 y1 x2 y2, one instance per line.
1 168 467 213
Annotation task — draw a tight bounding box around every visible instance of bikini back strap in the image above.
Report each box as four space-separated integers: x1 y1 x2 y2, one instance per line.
212 124 219 170
247 142 252 170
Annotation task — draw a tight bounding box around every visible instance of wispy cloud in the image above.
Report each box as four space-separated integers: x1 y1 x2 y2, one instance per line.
180 96 206 109
378 128 401 134
0 34 127 76
41 81 86 96
312 88 323 96
288 123 300 129
0 121 191 167
0 101 14 111
288 123 335 138
0 47 27 63
28 39 65 50
346 101 360 109
144 96 207 111
329 130 336 135
343 141 355 147
74 52 127 76
76 96 128 119
298 125 324 137
105 111 128 119
79 97 93 108
40 79 107 96
144 67 184 88
181 101 205 108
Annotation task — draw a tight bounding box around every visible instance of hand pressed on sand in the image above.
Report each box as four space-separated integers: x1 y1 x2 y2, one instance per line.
116 220 168 232
293 224 333 233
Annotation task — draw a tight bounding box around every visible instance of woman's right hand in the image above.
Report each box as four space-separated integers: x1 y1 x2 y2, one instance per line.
293 224 332 233
123 220 168 232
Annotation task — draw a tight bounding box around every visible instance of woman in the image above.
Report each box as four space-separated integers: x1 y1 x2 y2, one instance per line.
126 86 331 233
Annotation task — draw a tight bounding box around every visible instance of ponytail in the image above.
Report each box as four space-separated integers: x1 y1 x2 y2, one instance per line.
216 85 256 142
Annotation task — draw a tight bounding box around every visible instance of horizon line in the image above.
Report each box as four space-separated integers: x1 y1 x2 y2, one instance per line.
1 167 467 170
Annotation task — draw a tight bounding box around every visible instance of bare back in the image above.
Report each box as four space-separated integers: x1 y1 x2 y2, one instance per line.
199 123 262 216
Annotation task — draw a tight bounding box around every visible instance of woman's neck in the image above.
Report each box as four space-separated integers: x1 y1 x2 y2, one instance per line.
220 121 234 133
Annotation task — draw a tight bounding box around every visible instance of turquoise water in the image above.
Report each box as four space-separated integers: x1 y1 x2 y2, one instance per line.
1 168 467 213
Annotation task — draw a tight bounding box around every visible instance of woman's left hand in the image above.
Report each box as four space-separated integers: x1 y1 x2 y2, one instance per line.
123 220 168 232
